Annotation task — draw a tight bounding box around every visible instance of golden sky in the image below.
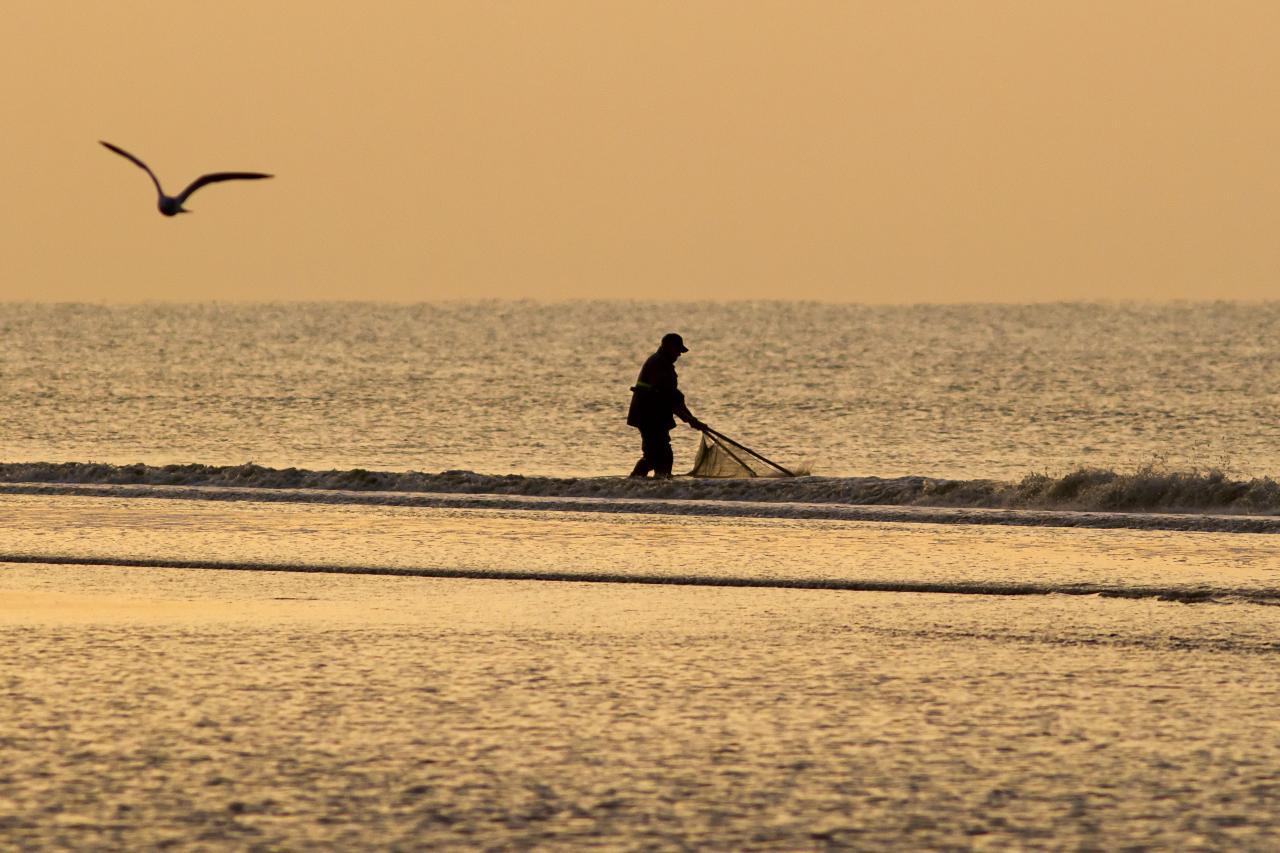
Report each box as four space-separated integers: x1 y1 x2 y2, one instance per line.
3 1 1278 302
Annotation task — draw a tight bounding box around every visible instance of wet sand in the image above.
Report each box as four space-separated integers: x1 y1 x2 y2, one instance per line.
3 562 1279 850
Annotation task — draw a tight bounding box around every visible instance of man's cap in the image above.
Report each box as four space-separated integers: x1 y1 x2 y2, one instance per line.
662 332 689 352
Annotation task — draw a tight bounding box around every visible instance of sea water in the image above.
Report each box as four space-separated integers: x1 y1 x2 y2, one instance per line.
3 300 1279 479
4 300 1280 848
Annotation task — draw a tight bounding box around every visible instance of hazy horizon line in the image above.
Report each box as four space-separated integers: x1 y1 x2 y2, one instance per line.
2 296 1275 308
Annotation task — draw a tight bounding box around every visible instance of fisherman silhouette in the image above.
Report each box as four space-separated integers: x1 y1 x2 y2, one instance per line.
627 332 707 478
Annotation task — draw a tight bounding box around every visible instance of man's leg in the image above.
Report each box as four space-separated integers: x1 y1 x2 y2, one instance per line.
647 428 674 479
630 428 655 477
631 427 673 478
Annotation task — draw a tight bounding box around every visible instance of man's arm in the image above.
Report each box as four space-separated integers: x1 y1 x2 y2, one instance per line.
671 389 706 431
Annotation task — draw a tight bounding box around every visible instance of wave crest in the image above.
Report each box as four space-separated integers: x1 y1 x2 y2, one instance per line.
1 462 1278 516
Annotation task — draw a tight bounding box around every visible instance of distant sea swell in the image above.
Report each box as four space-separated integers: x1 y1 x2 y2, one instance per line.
8 301 1280 481
3 462 1280 533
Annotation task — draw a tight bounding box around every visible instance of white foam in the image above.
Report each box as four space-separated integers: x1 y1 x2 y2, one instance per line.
1 479 1278 535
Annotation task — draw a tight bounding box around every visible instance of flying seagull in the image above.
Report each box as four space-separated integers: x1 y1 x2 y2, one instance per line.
99 140 272 216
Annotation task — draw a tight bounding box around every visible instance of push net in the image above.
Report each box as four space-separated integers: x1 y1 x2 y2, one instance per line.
686 429 797 478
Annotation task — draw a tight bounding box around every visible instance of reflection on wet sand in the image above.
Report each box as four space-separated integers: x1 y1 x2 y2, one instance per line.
3 562 1279 849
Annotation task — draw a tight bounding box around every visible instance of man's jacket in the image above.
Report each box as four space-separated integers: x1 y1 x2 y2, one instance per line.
627 350 694 431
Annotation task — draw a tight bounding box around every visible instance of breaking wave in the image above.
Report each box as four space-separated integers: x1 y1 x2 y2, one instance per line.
2 462 1280 533
2 461 1279 512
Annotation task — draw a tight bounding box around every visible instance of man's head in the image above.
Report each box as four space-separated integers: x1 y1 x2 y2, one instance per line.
660 332 688 360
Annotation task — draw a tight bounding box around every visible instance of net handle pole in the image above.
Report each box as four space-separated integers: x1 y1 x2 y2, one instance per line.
703 427 796 477
703 430 758 478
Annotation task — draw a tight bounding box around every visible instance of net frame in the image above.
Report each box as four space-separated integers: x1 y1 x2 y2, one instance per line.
686 428 796 478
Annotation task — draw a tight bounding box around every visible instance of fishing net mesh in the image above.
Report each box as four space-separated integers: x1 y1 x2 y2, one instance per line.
686 431 795 478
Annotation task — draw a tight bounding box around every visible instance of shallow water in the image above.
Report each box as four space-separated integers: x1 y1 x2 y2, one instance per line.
4 492 1280 597
4 557 1280 849
4 493 1280 848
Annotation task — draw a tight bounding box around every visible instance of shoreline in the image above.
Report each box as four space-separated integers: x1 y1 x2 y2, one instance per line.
4 479 1280 534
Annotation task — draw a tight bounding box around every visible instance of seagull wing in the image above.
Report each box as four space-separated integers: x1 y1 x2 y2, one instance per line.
176 172 274 204
99 140 165 197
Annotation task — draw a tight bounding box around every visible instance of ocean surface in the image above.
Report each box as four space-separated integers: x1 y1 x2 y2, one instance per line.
4 300 1279 480
5 300 1280 848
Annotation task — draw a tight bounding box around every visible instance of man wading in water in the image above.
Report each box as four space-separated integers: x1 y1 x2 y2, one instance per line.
627 332 707 478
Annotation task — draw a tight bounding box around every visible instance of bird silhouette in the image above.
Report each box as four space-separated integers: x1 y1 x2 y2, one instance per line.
99 140 272 216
